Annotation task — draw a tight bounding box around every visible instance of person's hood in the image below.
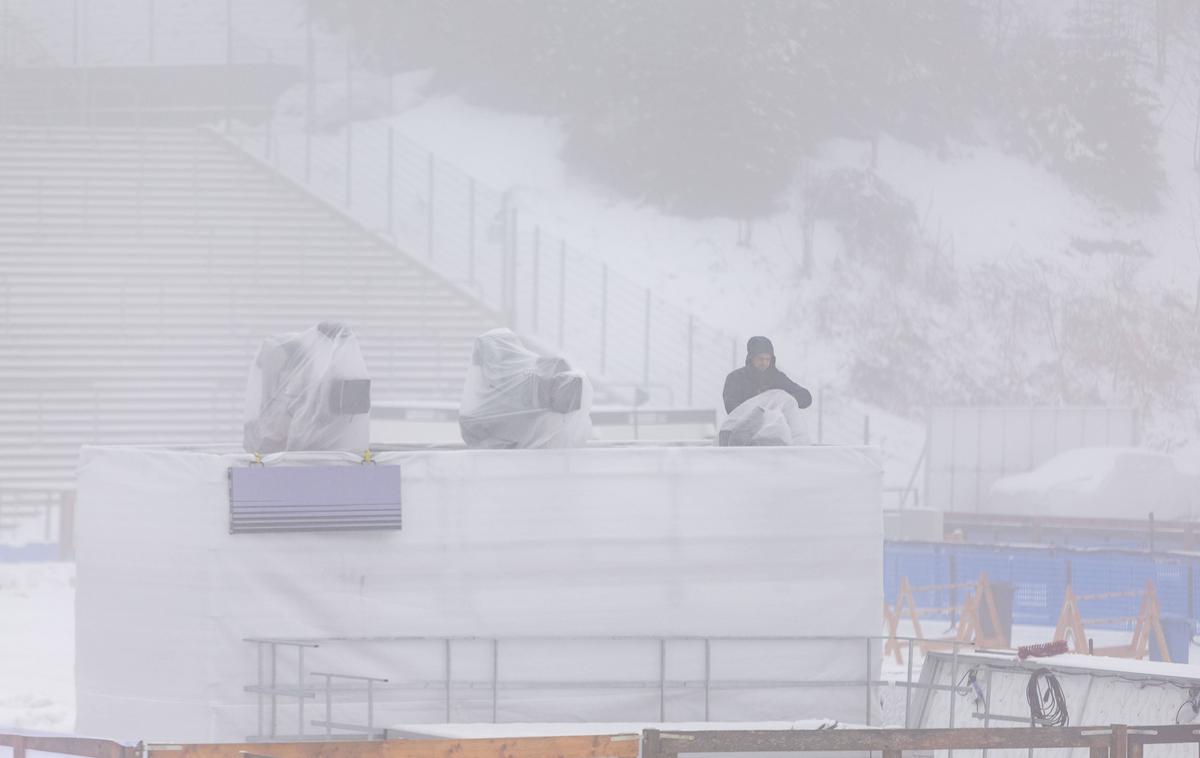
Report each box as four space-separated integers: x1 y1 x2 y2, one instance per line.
744 335 777 368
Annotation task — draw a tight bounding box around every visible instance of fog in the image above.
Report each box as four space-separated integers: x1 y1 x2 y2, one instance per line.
1 0 1200 739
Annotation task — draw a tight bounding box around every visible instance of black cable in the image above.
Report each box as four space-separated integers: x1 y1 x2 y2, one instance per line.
1027 668 1069 727
1175 688 1200 725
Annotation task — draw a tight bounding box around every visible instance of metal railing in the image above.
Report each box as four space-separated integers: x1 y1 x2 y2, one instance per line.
229 118 739 408
242 634 965 742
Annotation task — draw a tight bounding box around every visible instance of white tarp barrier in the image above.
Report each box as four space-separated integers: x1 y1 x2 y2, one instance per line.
76 444 882 741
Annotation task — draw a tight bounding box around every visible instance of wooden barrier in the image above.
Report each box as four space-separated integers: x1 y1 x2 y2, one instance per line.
144 735 640 758
0 733 138 758
642 724 1196 758
7 725 1200 758
1054 580 1172 661
883 571 1007 663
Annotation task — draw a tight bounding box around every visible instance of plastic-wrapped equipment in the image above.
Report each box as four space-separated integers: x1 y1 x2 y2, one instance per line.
719 389 808 447
459 328 592 449
242 321 371 454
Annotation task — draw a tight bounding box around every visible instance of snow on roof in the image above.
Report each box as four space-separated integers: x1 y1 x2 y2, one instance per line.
933 650 1200 682
386 720 852 739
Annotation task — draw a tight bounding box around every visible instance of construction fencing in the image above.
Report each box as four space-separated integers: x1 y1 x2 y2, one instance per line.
884 540 1199 632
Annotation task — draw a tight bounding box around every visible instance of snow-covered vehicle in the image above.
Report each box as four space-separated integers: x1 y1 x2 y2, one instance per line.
985 447 1196 521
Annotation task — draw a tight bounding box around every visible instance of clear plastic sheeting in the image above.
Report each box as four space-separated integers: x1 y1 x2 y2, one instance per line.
459 328 593 449
242 322 371 454
718 389 808 447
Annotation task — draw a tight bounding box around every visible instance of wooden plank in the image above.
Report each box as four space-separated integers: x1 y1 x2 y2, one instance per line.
156 735 640 758
0 734 136 758
1126 725 1200 745
660 727 1116 753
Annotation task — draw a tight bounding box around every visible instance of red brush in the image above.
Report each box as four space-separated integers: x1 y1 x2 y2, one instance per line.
1018 640 1070 659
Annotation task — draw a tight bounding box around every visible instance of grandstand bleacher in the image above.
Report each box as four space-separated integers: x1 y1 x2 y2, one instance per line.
0 125 498 496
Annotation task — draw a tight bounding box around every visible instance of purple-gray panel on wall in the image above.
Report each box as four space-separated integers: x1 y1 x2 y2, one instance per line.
228 465 402 533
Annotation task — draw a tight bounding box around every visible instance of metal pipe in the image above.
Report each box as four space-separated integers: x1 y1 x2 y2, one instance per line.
686 316 695 406
468 178 476 287
532 227 540 333
643 290 652 387
444 638 452 722
324 673 332 738
147 0 155 63
904 638 914 728
557 242 566 348
600 265 608 374
386 127 395 236
298 645 305 736
427 153 435 259
704 638 711 721
269 642 277 737
864 637 871 727
659 638 666 722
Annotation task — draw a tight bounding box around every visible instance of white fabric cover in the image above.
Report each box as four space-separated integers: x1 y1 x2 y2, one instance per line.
459 328 593 449
76 444 882 741
242 322 371 454
719 390 808 446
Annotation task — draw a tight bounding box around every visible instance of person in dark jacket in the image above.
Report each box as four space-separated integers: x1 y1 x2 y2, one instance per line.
722 336 812 414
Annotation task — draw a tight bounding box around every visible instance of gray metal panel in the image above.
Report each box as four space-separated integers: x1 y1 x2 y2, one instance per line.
229 465 402 534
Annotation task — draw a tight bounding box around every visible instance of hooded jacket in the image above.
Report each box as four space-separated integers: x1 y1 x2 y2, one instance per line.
721 336 812 414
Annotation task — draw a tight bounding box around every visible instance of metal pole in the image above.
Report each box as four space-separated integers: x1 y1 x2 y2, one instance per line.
444 639 452 722
600 265 608 374
508 209 518 324
344 46 353 208
224 0 233 130
305 0 314 183
386 127 395 236
269 642 277 737
817 388 824 443
703 638 710 721
643 290 652 387
147 0 155 63
904 638 914 728
324 673 332 738
298 645 305 736
367 679 375 734
532 226 540 333
468 178 476 287
492 639 499 723
658 638 666 722
864 637 871 727
949 642 959 742
257 642 264 738
686 316 695 406
557 242 566 348
1 0 8 70
72 0 80 66
427 153 435 259
982 666 992 758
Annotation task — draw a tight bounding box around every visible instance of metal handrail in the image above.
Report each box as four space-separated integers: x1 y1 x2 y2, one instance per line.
242 634 970 741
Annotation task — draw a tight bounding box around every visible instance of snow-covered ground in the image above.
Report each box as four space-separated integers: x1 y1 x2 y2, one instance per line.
0 563 74 732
